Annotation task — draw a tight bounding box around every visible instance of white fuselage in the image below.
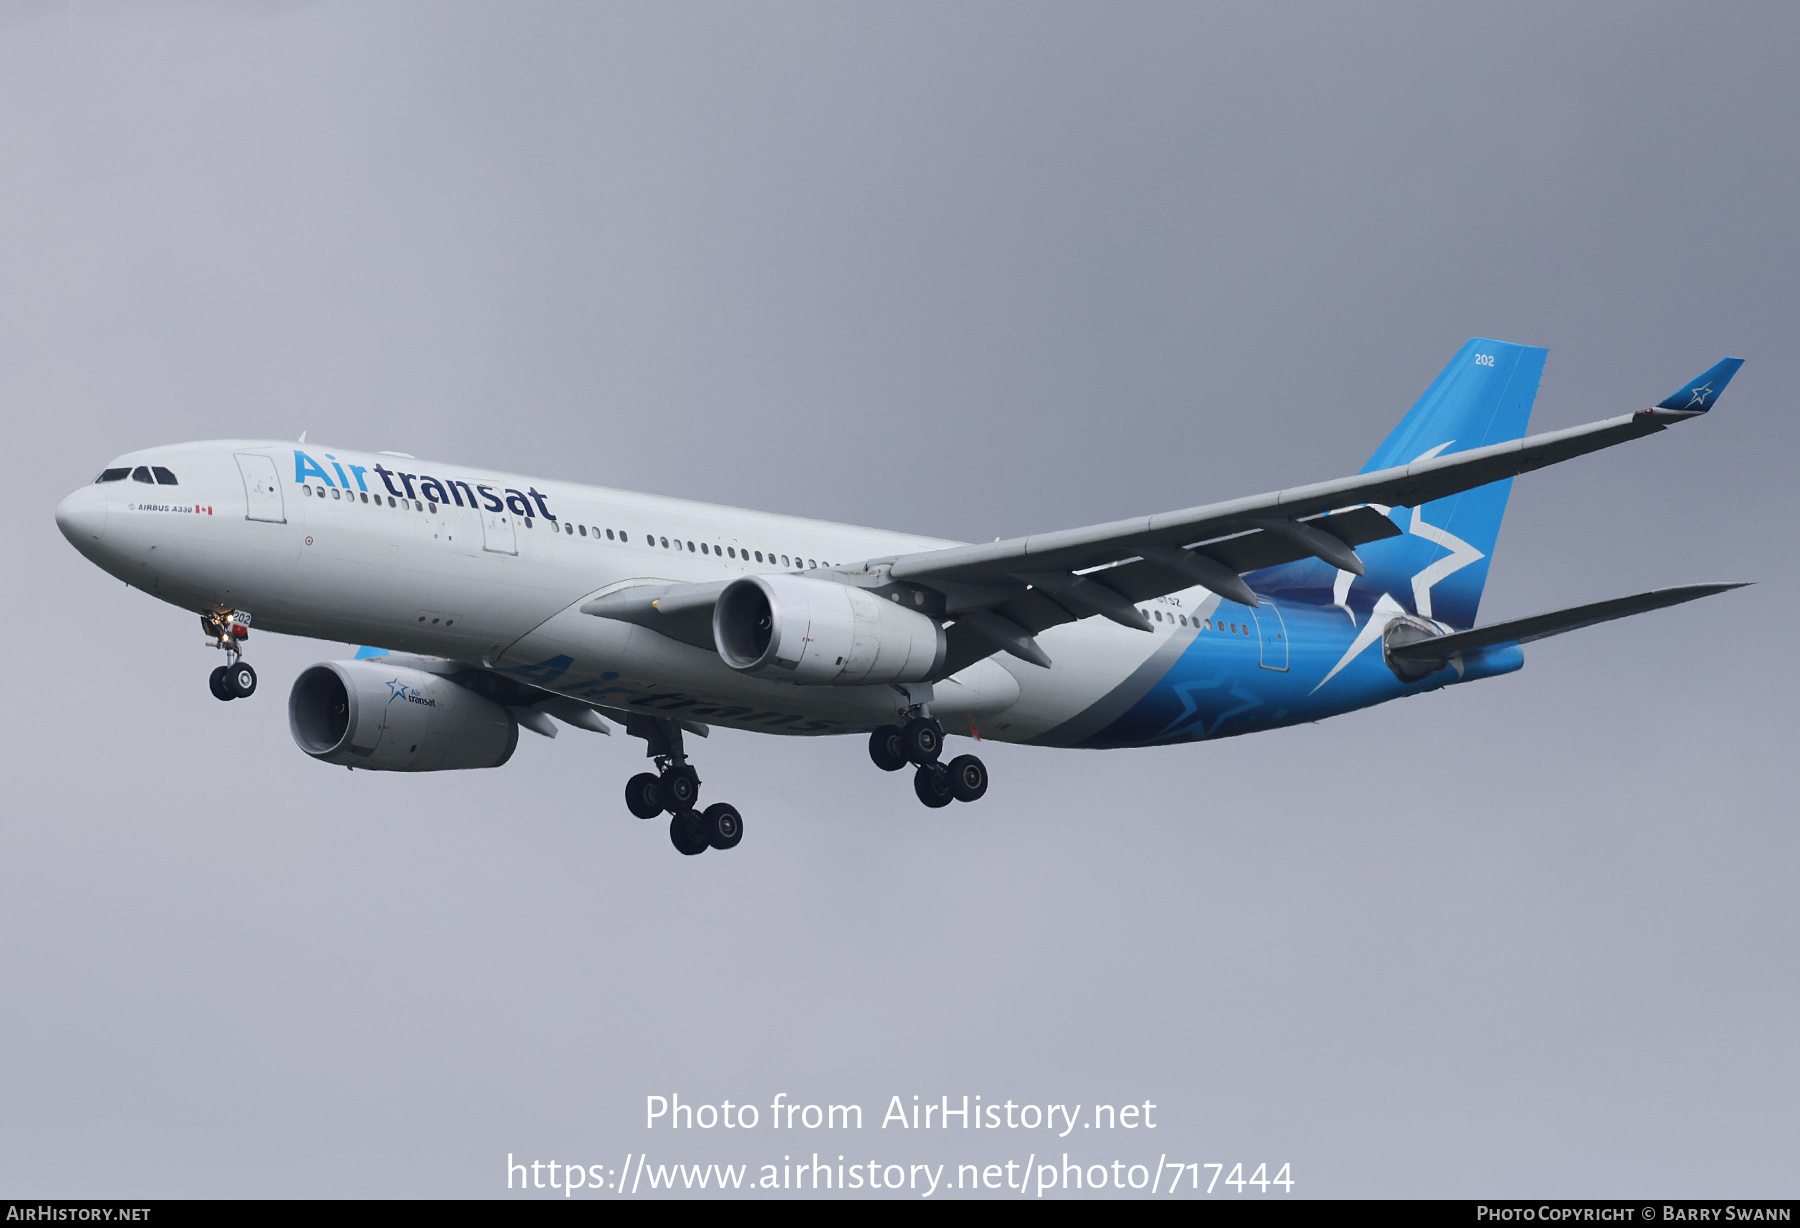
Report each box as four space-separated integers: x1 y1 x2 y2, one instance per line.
57 441 1207 744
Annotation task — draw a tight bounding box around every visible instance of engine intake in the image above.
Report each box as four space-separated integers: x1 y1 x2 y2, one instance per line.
714 574 945 685
288 660 519 771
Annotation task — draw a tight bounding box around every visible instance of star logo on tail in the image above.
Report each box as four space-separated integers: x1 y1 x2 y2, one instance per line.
1329 442 1486 623
1312 593 1407 693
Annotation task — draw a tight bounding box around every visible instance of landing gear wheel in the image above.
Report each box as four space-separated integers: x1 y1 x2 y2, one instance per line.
913 764 954 808
901 716 943 766
659 765 701 813
703 803 744 850
946 754 988 803
669 810 710 856
226 662 256 698
868 726 908 772
208 666 235 702
625 773 664 819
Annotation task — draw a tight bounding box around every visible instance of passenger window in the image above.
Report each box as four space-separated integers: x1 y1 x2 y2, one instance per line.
359 492 368 503
524 517 532 528
565 522 573 535
808 559 817 569
687 541 695 552
755 551 763 562
131 466 154 483
152 466 178 485
699 543 708 554
331 488 341 500
781 555 790 567
95 467 131 483
660 537 668 548
416 501 424 512
1154 610 1163 622
428 502 437 513
1178 615 1187 626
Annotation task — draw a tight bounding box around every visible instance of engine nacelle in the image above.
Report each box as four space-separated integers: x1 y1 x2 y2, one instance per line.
714 574 945 685
288 661 519 772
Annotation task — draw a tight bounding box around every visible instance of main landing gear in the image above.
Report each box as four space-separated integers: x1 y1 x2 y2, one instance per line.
869 713 989 810
202 611 257 701
622 715 746 857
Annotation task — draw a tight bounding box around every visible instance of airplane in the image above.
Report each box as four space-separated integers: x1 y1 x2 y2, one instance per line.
55 339 1747 856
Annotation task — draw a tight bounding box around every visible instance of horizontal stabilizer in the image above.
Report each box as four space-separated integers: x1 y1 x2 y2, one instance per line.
1387 583 1749 661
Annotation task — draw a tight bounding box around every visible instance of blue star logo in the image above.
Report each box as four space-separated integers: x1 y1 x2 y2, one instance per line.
385 677 412 704
1686 382 1714 408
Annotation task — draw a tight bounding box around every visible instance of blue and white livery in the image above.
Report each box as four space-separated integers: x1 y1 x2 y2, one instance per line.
55 340 1747 855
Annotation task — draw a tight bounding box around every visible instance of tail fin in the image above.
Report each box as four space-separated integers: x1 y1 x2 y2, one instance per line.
1254 338 1547 627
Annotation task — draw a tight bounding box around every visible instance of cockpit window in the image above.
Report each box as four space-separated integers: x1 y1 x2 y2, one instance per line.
95 468 131 483
152 466 178 485
131 466 155 484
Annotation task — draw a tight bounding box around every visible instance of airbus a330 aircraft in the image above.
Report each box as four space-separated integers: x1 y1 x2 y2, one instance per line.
56 340 1745 856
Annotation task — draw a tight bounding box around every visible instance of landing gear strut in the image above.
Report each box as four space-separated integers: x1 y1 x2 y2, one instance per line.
202 611 256 700
872 710 990 810
622 715 746 856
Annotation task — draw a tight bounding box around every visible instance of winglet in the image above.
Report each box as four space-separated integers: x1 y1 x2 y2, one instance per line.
1656 357 1743 412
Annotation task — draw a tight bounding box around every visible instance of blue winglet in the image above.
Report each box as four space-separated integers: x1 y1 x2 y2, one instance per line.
1656 357 1744 412
353 645 391 659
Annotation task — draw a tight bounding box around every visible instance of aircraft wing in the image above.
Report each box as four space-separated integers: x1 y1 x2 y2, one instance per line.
879 362 1738 673
577 358 1739 677
889 404 1718 589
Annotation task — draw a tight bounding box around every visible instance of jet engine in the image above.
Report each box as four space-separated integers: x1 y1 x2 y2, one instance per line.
288 660 519 771
713 574 945 685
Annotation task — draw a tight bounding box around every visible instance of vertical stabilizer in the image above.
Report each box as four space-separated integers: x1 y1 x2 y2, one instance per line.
1253 339 1547 628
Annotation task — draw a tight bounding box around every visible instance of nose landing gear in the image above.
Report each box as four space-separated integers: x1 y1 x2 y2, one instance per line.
202 611 256 700
622 715 747 856
871 711 990 810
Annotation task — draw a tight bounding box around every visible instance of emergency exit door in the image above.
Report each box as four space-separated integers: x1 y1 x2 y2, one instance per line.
1253 600 1289 671
481 508 517 555
235 453 285 523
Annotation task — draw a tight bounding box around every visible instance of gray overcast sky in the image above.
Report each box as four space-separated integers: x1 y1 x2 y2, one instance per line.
2 1 1795 1199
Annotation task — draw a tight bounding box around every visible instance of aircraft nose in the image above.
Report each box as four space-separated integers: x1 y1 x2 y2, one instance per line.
55 483 109 547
